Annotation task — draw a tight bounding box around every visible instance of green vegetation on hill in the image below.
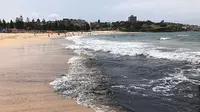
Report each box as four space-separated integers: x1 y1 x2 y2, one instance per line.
0 15 90 32
92 20 190 32
0 15 199 32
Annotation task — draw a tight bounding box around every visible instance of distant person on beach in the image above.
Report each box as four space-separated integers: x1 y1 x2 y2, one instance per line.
64 31 67 37
64 33 66 37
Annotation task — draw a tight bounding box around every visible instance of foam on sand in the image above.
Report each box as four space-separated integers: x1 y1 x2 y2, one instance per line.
50 56 116 112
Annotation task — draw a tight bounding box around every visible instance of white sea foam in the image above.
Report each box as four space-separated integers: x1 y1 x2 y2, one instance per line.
68 56 81 64
129 84 145 90
111 85 125 89
160 37 171 40
50 56 116 112
177 34 188 37
66 36 83 39
151 68 200 97
65 36 200 64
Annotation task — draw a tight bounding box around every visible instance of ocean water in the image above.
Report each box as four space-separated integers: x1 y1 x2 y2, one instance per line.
50 32 200 112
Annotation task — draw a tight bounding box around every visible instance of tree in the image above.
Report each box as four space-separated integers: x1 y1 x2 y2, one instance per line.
42 19 46 24
2 19 6 28
32 19 35 23
0 19 2 27
25 17 30 30
15 15 24 29
146 20 153 25
31 19 36 29
67 23 75 31
54 20 58 30
85 22 90 31
37 19 40 23
19 15 23 21
10 20 14 28
42 19 46 30
58 21 66 30
26 17 30 23
98 19 100 23
6 22 10 29
36 19 41 30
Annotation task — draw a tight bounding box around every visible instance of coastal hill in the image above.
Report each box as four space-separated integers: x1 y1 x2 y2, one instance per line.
0 15 200 33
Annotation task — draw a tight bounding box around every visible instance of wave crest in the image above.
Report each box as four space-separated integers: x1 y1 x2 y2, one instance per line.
160 37 171 40
65 36 200 64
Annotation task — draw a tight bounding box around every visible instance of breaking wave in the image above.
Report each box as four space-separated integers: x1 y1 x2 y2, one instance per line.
160 37 171 40
65 36 200 64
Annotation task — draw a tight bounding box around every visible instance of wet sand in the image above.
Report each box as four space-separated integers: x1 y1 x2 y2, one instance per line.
0 37 94 112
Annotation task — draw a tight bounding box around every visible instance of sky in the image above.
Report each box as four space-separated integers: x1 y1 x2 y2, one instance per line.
0 0 200 25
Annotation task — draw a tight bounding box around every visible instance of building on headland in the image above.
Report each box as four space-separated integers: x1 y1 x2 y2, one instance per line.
128 15 137 24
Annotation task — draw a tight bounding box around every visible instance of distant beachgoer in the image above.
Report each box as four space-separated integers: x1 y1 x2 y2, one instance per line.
64 32 66 37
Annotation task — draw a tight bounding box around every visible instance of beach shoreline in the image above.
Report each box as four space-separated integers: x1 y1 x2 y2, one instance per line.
0 31 136 47
0 31 131 112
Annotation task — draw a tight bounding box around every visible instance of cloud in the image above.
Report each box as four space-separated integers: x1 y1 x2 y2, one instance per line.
113 0 200 13
47 13 60 20
111 0 200 24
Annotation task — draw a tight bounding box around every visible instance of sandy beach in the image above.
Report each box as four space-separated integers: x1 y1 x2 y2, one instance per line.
0 32 93 112
0 31 127 112
0 31 131 47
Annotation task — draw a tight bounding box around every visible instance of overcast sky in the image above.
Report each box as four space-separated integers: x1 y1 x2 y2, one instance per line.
0 0 200 25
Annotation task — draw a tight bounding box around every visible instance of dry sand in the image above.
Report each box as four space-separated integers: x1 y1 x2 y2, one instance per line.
0 33 95 112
